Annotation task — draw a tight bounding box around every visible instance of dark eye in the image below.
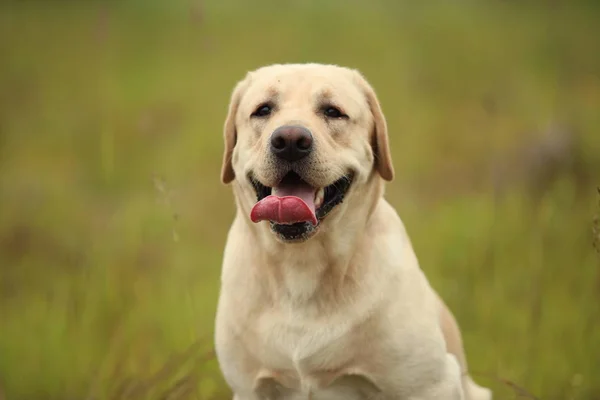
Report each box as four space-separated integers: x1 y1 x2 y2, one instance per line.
251 103 273 117
323 106 345 119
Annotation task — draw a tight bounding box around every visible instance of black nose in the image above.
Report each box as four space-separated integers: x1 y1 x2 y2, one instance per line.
270 125 313 162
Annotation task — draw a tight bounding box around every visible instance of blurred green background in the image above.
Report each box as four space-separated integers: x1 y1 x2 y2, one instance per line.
1 0 599 399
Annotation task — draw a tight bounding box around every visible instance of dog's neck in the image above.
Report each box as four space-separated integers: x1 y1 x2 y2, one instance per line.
233 177 386 310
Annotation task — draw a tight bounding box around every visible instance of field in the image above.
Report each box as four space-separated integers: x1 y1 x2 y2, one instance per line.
1 1 599 399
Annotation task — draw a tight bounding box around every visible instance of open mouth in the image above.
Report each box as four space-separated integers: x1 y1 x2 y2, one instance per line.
248 171 353 241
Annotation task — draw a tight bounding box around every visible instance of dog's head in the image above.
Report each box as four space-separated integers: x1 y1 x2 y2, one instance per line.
221 63 394 243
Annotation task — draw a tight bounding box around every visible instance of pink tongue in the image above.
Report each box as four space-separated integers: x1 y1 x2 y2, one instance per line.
250 183 317 225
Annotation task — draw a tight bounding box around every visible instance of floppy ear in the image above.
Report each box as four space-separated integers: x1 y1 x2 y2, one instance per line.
354 71 395 181
220 78 249 184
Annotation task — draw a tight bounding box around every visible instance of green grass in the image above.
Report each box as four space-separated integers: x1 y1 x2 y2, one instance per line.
0 1 599 399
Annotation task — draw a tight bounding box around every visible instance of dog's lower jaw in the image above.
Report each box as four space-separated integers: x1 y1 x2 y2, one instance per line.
270 221 319 243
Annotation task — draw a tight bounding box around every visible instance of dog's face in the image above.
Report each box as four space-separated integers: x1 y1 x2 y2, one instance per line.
221 64 394 243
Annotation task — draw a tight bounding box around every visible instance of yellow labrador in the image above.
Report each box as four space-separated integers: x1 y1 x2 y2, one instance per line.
215 63 492 400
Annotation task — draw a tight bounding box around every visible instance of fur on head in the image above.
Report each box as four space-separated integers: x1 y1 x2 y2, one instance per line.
220 63 394 245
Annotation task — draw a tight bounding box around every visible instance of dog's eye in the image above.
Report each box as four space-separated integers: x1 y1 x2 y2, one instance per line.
323 106 346 119
251 103 273 118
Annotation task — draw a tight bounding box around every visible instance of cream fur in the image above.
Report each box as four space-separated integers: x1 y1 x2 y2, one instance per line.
215 63 492 400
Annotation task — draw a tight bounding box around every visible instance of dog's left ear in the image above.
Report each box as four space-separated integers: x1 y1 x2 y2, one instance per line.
221 76 250 184
353 71 395 181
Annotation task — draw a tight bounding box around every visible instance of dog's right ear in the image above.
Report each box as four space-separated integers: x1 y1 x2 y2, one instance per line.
221 77 250 184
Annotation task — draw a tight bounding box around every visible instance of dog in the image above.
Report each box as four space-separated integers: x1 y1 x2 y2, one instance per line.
214 63 492 400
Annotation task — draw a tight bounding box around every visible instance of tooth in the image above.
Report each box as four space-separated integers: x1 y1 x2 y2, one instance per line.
314 188 325 209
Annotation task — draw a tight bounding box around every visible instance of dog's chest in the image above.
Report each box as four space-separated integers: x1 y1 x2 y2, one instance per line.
220 298 384 400
244 303 386 399
257 308 354 372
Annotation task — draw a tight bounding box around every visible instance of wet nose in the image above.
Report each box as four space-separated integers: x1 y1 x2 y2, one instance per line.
270 125 313 162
